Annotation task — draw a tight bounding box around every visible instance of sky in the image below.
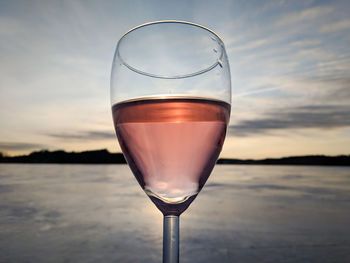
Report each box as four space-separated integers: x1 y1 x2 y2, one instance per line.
0 0 349 159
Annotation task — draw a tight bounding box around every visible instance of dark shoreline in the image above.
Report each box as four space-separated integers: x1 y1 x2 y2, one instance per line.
217 156 350 166
1 149 349 166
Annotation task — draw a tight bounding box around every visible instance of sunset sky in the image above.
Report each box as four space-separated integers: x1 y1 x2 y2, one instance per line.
1 0 349 158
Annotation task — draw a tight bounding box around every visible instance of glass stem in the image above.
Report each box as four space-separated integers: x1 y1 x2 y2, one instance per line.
163 215 179 263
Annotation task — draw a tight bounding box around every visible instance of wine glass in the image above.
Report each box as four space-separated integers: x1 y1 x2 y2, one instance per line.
110 20 231 263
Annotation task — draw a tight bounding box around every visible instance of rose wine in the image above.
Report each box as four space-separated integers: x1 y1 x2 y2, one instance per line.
112 97 230 215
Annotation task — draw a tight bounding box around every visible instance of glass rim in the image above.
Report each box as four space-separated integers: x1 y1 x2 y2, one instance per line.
115 20 226 79
119 20 224 44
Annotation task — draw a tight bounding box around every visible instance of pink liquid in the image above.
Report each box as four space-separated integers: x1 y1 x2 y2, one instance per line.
112 97 230 215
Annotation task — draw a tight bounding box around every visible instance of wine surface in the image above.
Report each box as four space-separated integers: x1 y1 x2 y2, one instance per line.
112 97 230 215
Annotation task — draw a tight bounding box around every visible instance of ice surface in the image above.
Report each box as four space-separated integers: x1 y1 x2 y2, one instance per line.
0 164 350 262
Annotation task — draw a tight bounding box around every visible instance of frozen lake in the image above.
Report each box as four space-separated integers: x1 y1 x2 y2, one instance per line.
0 164 350 262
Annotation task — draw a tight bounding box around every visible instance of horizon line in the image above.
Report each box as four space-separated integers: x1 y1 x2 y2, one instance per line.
1 148 349 160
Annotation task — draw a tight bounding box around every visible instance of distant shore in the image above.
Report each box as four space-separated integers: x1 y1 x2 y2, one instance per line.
217 155 350 166
1 149 349 166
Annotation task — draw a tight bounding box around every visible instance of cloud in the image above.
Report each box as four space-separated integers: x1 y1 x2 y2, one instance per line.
236 86 281 97
0 16 23 36
289 39 321 47
229 104 350 136
276 6 333 27
0 142 46 151
46 131 115 140
229 38 268 52
320 19 350 33
294 75 350 104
